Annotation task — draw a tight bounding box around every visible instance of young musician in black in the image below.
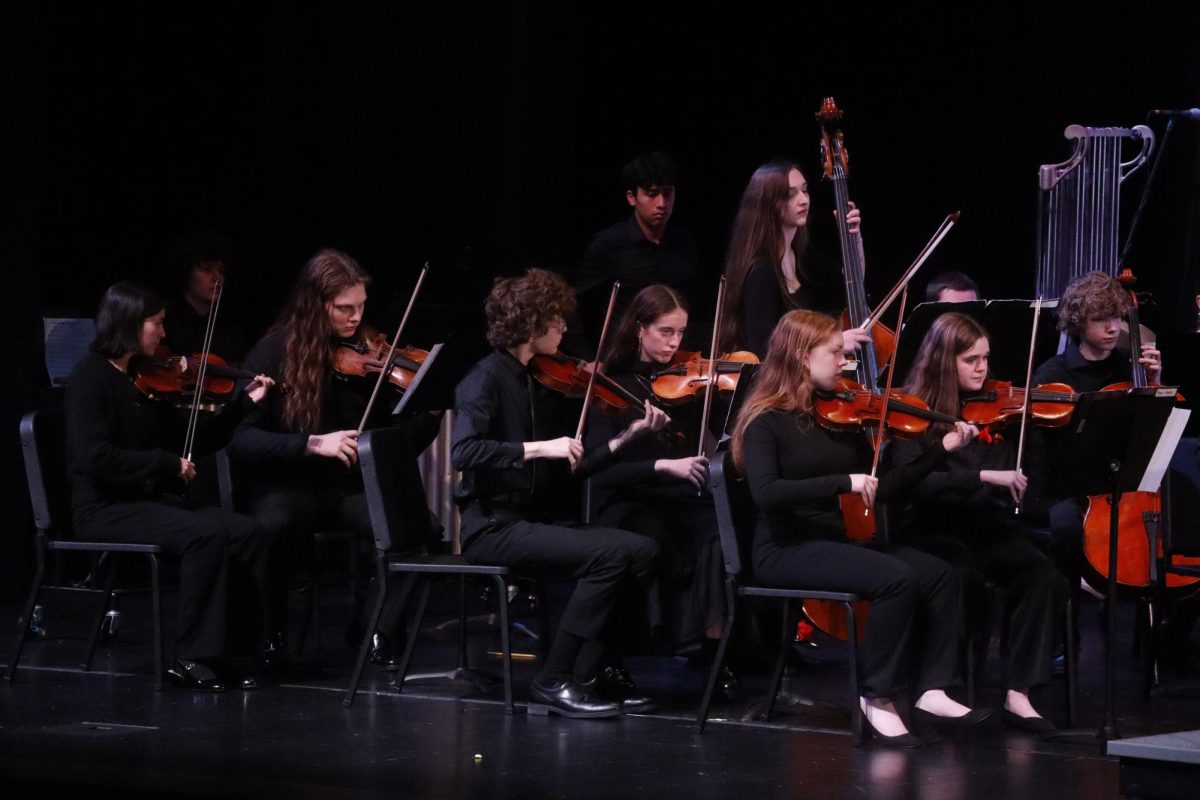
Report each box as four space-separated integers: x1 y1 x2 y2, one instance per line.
451 268 669 718
66 282 275 691
720 161 869 358
229 249 442 669
730 309 984 746
584 284 728 683
892 312 1068 732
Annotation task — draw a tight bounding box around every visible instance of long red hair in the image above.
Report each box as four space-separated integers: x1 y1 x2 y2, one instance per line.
730 310 840 471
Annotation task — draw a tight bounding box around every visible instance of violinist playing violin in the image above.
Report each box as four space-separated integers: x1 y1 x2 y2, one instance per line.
451 268 668 719
890 312 1068 733
66 282 276 692
229 249 442 671
162 230 248 363
583 284 731 693
731 309 984 747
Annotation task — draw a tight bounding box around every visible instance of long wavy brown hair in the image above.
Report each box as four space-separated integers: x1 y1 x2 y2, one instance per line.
601 284 688 372
720 161 809 352
271 249 370 432
904 312 990 438
730 310 840 471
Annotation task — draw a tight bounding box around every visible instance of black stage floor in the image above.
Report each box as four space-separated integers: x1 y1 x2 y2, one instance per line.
3 583 1199 799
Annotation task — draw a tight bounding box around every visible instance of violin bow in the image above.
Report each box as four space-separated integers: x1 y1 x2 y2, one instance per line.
356 262 430 435
574 281 620 442
861 212 959 332
697 276 727 461
182 279 223 462
1013 296 1042 515
867 285 909 481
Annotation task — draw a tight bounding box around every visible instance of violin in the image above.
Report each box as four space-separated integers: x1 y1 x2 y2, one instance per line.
528 352 648 416
814 377 962 439
333 331 430 393
960 379 1079 429
650 350 759 404
134 346 257 406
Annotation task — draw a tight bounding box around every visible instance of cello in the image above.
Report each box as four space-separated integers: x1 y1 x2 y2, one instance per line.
1081 269 1200 594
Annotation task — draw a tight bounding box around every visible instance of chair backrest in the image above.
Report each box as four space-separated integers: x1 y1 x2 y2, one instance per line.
709 441 758 582
215 447 236 511
360 427 440 554
19 408 69 537
1167 436 1200 556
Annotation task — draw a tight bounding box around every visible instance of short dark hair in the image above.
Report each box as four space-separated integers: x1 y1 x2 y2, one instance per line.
90 281 165 358
165 230 236 290
925 271 979 302
485 268 576 348
621 151 678 195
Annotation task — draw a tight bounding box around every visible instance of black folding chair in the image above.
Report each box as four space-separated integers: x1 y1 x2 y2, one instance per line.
343 426 516 713
697 442 864 741
8 409 165 689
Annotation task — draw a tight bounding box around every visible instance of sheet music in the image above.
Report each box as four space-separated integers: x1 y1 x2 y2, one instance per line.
1138 407 1192 492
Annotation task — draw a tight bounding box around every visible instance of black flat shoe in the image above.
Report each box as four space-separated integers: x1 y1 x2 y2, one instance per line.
527 679 621 719
259 632 287 674
167 659 226 693
913 707 994 729
1001 709 1057 734
862 706 925 748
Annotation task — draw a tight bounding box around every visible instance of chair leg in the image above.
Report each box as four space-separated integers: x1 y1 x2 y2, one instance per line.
1065 596 1076 727
6 535 47 682
343 555 389 708
763 598 792 722
492 575 514 715
392 578 431 693
965 638 976 708
83 558 119 671
149 554 163 691
844 601 863 745
696 582 738 732
456 576 469 670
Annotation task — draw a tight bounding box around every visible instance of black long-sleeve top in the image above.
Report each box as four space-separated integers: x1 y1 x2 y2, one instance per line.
739 248 844 358
888 433 1025 536
228 330 441 492
451 349 619 538
583 362 702 511
1031 341 1134 392
66 352 252 514
740 409 948 545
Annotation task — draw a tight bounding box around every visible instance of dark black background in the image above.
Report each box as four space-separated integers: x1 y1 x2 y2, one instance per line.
3 3 1199 596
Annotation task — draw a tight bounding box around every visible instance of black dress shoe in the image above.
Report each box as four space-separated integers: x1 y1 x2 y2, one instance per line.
580 670 655 714
527 679 621 719
588 665 655 713
167 659 226 693
913 707 994 730
367 633 402 670
717 665 742 701
1001 709 1056 734
260 632 287 674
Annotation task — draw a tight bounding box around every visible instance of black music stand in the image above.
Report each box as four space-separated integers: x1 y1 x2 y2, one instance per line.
389 342 454 416
1039 388 1181 745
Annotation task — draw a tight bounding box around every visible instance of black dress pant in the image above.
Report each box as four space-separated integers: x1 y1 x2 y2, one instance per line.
248 484 414 638
461 509 660 643
905 528 1066 688
74 502 269 660
754 537 963 699
598 499 726 645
